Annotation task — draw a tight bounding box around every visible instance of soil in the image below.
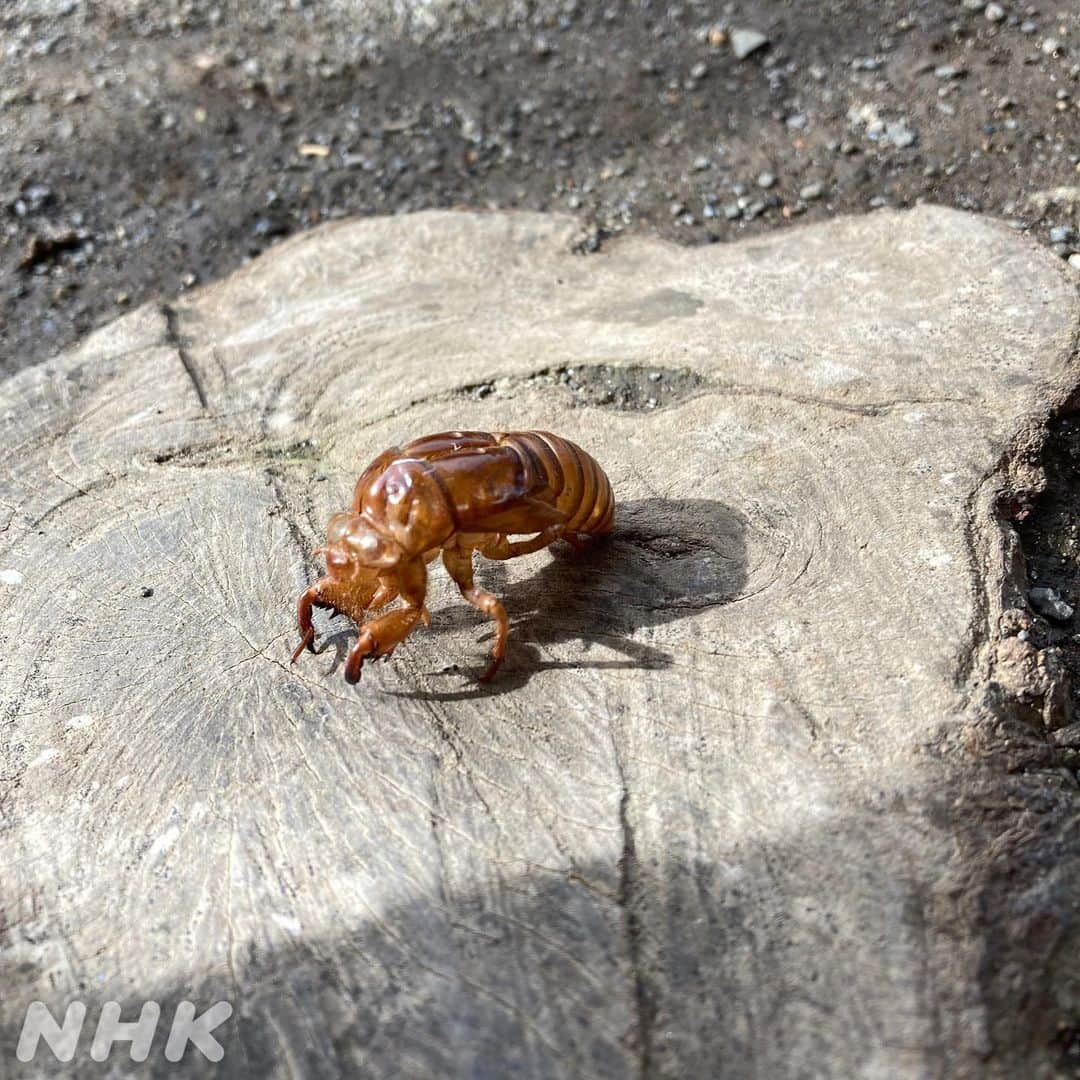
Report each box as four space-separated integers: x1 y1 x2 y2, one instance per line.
1019 412 1080 752
462 363 708 410
3 1 1079 378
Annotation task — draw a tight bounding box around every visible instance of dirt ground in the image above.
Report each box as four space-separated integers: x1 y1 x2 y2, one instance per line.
4 0 1079 377
3 0 1080 1064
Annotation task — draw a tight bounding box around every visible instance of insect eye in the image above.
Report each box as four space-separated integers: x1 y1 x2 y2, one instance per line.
326 513 353 544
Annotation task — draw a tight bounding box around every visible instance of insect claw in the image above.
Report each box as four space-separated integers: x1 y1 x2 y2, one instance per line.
345 629 377 683
294 585 322 663
290 627 315 664
478 654 503 683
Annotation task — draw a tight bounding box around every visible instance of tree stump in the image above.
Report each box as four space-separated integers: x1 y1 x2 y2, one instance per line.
2 208 1078 1077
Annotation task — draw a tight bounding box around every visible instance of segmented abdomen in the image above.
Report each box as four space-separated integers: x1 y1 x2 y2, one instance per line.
501 431 615 536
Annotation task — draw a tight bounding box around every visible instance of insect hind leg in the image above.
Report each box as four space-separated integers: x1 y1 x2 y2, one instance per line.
443 544 510 681
476 526 563 561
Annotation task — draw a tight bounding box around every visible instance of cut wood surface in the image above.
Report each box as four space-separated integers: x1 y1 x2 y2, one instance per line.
1 207 1078 1079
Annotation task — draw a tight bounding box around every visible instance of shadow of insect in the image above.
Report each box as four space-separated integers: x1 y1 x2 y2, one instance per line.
364 495 750 699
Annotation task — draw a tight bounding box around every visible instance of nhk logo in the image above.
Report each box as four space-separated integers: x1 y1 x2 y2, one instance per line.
15 1000 233 1063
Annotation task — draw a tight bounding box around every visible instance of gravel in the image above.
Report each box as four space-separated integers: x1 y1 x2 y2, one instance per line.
1 0 1079 378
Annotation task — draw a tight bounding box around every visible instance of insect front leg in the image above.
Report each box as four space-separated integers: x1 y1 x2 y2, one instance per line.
366 579 400 613
291 582 337 663
443 544 510 682
344 558 429 683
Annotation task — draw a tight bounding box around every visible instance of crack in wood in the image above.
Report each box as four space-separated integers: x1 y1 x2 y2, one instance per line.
161 302 209 411
611 732 654 1080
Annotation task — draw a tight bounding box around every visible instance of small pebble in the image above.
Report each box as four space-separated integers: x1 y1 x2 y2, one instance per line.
984 3 1006 22
800 181 826 201
1049 225 1074 245
730 28 769 61
757 171 776 189
1029 586 1074 622
886 120 917 149
1069 254 1080 271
